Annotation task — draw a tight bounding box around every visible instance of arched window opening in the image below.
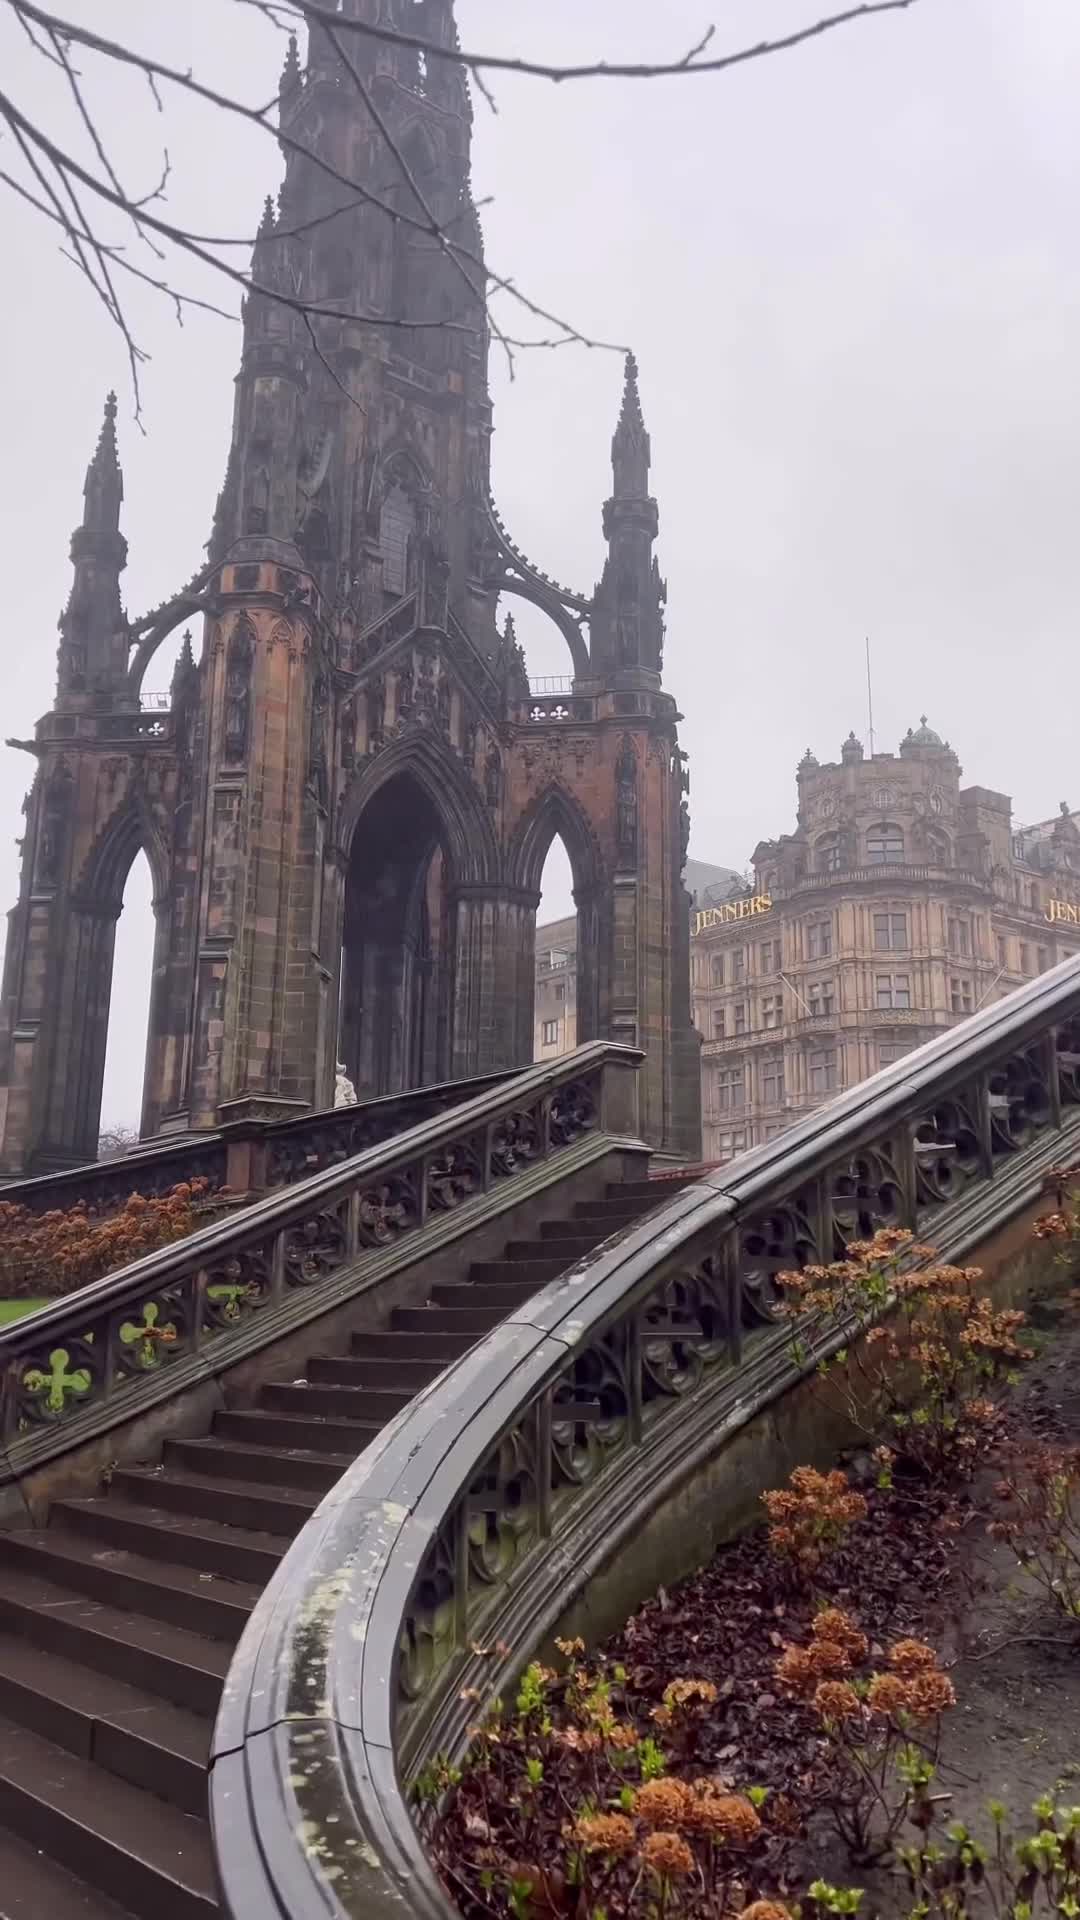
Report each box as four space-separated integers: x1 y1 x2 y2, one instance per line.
816 833 842 875
867 822 904 866
927 829 950 869
535 835 576 1059
380 483 416 598
133 621 198 716
100 850 154 1153
500 596 576 695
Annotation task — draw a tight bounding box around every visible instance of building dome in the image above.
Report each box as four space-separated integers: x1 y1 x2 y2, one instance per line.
798 746 820 772
841 731 864 764
902 715 944 750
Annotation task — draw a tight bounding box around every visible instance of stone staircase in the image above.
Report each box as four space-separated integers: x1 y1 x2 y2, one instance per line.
0 1177 675 1919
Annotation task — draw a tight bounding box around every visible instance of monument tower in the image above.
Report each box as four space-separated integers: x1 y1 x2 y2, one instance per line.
0 0 701 1173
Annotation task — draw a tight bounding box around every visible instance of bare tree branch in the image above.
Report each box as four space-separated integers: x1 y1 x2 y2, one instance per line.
6 0 621 360
0 0 921 415
253 0 921 83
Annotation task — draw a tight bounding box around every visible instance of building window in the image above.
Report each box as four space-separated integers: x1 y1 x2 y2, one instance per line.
1038 946 1049 973
734 1002 748 1035
873 912 909 951
879 1036 915 1067
541 1019 560 1045
732 949 746 984
761 993 783 1030
875 972 911 1010
759 939 778 974
716 1129 747 1164
379 483 415 597
808 980 835 1017
950 978 973 1015
547 949 569 970
711 954 725 986
554 983 565 1002
816 834 842 874
808 1047 838 1096
1020 942 1031 975
717 1066 745 1111
712 1008 726 1040
807 919 833 959
867 822 904 866
948 917 971 958
997 936 1008 971
927 830 950 868
762 1056 785 1105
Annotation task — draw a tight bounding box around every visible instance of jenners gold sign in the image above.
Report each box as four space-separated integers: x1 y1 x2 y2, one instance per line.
1046 899 1080 925
692 894 773 936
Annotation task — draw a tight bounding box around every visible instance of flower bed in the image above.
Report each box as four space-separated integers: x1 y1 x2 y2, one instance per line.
427 1208 1080 1920
0 1180 214 1301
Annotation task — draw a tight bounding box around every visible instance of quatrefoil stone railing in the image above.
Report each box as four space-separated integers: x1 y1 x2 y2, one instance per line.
0 1044 642 1483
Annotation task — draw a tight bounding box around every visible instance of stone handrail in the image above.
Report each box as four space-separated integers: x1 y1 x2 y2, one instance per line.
210 956 1080 1920
0 1069 518 1215
0 1043 641 1487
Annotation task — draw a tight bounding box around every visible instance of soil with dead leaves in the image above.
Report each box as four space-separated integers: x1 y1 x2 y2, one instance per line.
429 1288 1080 1919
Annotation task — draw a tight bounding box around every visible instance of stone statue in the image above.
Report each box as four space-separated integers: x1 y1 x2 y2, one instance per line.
679 797 691 870
223 625 253 762
615 734 638 856
484 743 502 809
334 1061 356 1108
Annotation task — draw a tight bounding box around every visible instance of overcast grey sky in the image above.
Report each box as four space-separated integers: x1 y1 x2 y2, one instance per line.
1 0 1077 1132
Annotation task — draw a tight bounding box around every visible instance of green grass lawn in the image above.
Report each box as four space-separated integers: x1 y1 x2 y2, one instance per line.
0 1299 48 1325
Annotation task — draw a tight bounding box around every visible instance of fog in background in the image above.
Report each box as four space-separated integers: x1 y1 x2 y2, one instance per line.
1 0 1076 1132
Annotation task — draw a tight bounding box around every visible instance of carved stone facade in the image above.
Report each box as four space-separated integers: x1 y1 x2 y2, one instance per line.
0 3 700 1174
693 723 1080 1162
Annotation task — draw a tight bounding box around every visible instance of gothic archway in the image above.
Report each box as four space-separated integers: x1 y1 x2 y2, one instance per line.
509 782 606 1051
340 771 452 1096
58 799 175 1156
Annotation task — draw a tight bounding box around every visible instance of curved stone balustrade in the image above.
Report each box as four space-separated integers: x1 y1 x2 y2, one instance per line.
210 956 1080 1920
0 1044 639 1489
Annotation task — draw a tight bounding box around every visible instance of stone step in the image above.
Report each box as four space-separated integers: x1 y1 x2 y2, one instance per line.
162 1437 350 1497
504 1236 598 1261
0 1564 230 1717
306 1354 443 1393
431 1282 537 1315
0 1715 217 1919
0 1531 257 1646
258 1381 414 1424
111 1469 318 1540
0 1820 139 1919
0 1633 209 1817
53 1498 289 1588
348 1328 477 1362
391 1305 501 1338
464 1259 570 1289
212 1408 381 1458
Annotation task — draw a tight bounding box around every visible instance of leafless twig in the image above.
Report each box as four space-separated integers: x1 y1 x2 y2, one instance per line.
0 0 920 415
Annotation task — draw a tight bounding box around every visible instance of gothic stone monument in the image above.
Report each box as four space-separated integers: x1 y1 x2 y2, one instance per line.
0 0 701 1175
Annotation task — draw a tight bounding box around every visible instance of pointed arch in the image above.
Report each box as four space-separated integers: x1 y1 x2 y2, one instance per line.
72 789 171 911
338 730 499 889
507 781 605 901
59 781 176 1157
